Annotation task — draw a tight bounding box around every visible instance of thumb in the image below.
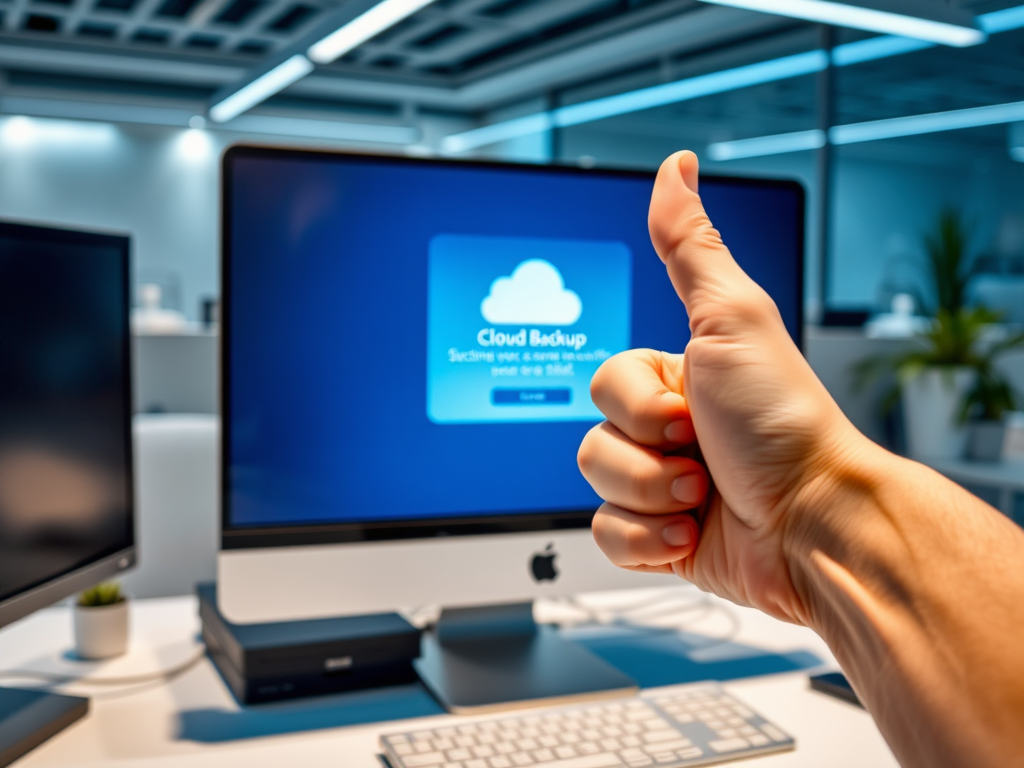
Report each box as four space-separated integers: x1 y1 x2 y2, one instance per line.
648 151 760 319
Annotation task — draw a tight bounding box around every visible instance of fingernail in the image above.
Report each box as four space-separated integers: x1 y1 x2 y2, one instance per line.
671 474 702 505
664 419 694 443
662 522 693 548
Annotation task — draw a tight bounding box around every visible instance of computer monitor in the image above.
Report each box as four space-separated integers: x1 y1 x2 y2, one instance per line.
0 220 135 762
218 147 804 710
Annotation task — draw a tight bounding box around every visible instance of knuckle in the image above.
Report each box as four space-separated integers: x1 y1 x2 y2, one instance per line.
622 521 651 556
626 452 665 511
576 425 603 478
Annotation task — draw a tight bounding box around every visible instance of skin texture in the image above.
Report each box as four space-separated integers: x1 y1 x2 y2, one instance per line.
577 150 1024 768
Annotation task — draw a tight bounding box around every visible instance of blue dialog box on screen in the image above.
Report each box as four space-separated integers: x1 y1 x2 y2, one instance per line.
427 234 632 424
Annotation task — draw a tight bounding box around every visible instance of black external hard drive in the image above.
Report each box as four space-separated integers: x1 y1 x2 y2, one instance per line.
197 583 421 705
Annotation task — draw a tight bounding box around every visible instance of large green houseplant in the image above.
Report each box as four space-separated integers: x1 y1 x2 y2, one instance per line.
856 209 1024 460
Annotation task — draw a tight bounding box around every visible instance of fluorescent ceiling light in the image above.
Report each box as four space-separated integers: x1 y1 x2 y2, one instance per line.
979 4 1024 33
832 4 1024 65
554 50 828 127
209 54 314 123
830 101 1024 144
830 34 932 66
0 115 118 148
707 129 825 160
708 100 1024 159
442 4 1024 154
697 0 984 47
442 113 554 154
0 96 193 127
308 0 437 64
442 50 828 153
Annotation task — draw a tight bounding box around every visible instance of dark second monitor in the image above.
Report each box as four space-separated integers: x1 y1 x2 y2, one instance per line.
0 221 135 627
0 221 135 766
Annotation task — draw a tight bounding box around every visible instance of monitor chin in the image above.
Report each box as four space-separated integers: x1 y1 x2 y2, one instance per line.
217 528 674 625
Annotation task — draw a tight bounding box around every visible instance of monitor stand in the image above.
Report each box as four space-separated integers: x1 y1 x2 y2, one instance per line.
414 602 637 715
0 687 89 768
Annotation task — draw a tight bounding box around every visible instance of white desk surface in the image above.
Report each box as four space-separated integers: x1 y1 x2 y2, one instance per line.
0 593 898 768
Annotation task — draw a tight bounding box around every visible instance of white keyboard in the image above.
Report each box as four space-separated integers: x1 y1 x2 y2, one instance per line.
381 682 794 768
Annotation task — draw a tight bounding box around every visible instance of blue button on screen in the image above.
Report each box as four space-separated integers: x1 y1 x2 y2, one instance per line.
492 388 572 405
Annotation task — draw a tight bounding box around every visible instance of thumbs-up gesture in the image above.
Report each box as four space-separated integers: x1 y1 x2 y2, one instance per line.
578 150 864 627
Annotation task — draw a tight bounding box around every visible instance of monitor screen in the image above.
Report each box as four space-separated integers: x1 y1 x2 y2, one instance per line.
0 222 133 607
223 148 803 542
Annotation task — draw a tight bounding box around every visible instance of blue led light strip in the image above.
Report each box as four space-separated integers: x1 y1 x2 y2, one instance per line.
708 100 1024 159
441 5 1024 153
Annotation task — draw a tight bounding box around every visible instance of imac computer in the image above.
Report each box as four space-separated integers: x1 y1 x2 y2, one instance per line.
0 221 135 764
218 147 803 711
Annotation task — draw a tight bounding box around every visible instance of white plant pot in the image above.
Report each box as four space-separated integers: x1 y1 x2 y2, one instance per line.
901 367 975 460
967 421 1007 462
73 601 129 660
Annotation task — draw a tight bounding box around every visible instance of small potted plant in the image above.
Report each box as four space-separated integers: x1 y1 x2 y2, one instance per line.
855 207 1024 460
74 581 129 660
963 333 1024 461
856 307 988 459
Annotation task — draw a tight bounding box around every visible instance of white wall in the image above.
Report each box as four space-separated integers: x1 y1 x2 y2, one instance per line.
4 113 1022 324
0 119 220 321
0 115 463 321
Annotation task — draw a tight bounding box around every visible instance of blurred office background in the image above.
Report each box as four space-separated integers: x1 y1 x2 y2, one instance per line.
0 0 1022 595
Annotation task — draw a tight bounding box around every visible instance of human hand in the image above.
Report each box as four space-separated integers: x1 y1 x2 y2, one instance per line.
578 151 868 626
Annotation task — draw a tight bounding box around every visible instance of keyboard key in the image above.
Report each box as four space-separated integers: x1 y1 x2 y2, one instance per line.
448 748 473 761
530 755 621 768
489 758 513 768
652 752 676 763
708 738 750 753
641 740 691 754
401 753 447 767
555 747 577 759
677 747 703 759
748 734 770 747
760 724 789 742
641 730 680 743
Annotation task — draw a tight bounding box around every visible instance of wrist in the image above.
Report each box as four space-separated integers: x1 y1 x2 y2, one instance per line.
779 422 893 631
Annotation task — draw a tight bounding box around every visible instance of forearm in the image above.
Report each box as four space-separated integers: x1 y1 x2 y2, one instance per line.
787 437 1024 768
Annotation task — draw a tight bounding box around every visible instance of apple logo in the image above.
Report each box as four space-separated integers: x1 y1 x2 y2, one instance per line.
530 543 559 583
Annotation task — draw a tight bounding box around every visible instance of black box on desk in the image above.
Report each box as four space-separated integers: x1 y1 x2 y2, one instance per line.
196 583 421 705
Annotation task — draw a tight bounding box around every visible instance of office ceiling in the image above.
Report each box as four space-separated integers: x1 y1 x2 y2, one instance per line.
0 0 1021 149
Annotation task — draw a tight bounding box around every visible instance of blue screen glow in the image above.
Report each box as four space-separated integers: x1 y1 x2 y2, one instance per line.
226 152 802 528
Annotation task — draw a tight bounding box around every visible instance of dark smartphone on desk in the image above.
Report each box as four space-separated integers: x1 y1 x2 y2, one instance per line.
810 672 862 707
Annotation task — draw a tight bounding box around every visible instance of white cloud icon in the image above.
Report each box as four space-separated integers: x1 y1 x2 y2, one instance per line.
481 259 582 326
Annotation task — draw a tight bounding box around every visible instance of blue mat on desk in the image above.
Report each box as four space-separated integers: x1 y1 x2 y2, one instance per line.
176 626 823 743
